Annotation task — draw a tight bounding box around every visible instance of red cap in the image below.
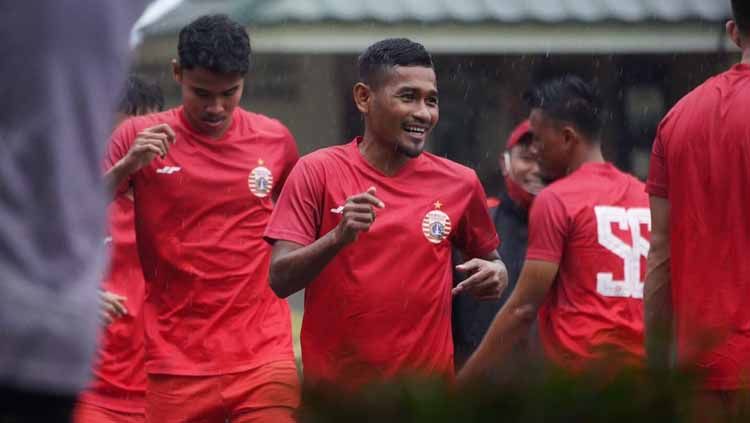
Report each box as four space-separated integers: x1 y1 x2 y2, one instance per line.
506 119 531 150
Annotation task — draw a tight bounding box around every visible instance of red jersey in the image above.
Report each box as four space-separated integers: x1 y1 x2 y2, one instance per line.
264 138 499 387
79 195 146 413
106 107 298 375
527 162 649 371
646 63 750 390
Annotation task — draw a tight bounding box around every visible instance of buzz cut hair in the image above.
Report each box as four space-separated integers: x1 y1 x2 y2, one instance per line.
357 38 434 88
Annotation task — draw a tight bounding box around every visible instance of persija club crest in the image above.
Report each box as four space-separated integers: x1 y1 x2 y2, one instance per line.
422 201 451 244
248 159 273 198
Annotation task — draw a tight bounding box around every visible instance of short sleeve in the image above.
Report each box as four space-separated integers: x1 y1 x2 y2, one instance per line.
453 174 500 259
272 126 300 199
264 157 324 246
526 189 568 264
105 118 138 196
646 123 669 198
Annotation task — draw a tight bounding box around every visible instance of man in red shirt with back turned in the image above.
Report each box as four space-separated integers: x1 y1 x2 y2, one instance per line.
645 1 750 418
105 15 300 422
264 38 508 389
459 76 650 383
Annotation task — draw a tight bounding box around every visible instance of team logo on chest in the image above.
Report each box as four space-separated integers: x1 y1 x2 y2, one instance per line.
248 159 274 198
422 201 452 244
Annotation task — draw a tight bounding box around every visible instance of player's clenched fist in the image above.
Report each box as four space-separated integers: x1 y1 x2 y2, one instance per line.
334 186 385 245
122 123 176 173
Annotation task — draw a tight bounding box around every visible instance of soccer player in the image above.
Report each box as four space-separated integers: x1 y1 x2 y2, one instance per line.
459 76 650 384
264 38 508 389
645 1 750 418
105 15 300 422
453 120 544 368
73 75 164 423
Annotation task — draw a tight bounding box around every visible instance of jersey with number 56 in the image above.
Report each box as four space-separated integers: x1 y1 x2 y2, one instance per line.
527 162 649 372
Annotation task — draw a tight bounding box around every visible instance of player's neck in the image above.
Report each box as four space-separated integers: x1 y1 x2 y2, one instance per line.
358 133 410 176
568 147 605 175
742 48 750 64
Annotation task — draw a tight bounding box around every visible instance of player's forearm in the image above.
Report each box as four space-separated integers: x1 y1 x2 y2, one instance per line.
457 299 537 386
269 231 346 298
104 158 136 199
644 233 672 370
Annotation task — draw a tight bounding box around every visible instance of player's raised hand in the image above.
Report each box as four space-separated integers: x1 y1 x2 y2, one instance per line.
334 186 385 245
99 290 128 325
122 123 176 173
453 258 509 301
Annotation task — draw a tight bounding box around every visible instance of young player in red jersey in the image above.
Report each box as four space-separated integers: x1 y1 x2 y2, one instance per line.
73 75 164 423
645 1 750 418
264 38 508 389
105 15 300 422
459 76 650 384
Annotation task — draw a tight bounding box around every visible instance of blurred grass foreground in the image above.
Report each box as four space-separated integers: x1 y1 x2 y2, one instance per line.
296 366 748 423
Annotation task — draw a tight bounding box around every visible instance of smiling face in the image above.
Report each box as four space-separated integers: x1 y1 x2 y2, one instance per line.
505 139 544 195
173 63 244 138
359 66 439 158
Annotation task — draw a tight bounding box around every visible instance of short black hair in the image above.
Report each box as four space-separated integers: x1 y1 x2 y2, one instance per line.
178 14 251 75
358 38 434 87
117 74 164 116
732 0 750 35
524 75 603 141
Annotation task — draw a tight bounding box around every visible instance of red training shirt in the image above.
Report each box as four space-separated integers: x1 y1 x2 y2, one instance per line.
528 162 649 372
647 63 750 390
106 107 298 375
78 195 146 413
264 138 499 387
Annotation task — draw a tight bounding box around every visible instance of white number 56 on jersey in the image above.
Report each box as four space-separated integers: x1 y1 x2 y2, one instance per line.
594 206 651 299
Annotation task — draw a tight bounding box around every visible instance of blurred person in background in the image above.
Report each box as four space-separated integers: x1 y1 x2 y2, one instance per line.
0 1 147 420
645 0 750 420
452 120 544 370
74 74 164 423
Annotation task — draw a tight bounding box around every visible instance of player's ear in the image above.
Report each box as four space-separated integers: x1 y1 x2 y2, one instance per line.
172 59 183 84
727 20 744 50
561 125 578 149
353 82 373 114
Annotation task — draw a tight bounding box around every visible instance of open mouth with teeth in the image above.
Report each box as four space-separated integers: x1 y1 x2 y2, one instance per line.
403 124 428 137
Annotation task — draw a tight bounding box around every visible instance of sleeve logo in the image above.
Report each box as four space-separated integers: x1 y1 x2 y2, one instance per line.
422 201 452 244
248 159 274 198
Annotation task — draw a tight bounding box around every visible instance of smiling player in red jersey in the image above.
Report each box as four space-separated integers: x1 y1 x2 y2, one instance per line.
459 76 650 384
264 38 508 389
105 15 300 423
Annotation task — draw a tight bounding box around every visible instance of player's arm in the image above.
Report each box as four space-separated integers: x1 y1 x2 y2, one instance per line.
452 250 509 301
457 259 558 385
644 195 672 369
269 187 384 298
104 123 176 198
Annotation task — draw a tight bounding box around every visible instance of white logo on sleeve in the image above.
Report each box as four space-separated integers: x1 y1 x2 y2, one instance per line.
156 166 181 174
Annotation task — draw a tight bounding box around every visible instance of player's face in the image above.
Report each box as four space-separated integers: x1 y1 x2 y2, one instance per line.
173 64 244 138
529 109 571 183
506 142 544 194
368 66 439 158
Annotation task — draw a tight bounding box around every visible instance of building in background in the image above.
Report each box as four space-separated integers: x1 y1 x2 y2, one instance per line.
133 0 732 195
